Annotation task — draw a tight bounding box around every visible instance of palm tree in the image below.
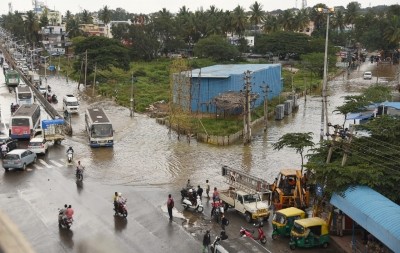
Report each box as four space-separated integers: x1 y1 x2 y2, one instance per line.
345 2 360 30
331 9 346 32
66 18 82 38
99 5 112 37
279 9 295 31
249 1 265 35
24 11 39 44
262 14 280 33
81 9 93 24
384 15 400 44
231 5 247 37
294 9 310 32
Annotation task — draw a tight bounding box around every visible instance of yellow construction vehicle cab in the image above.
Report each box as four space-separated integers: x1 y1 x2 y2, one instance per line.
271 169 309 209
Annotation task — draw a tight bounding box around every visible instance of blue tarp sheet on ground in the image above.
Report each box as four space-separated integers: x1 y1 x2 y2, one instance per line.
330 186 400 252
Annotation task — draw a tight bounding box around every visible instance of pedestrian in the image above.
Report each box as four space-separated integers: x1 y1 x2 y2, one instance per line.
197 185 203 200
186 179 192 189
336 210 343 236
221 213 229 230
206 179 210 199
202 230 211 253
167 194 174 221
212 187 219 203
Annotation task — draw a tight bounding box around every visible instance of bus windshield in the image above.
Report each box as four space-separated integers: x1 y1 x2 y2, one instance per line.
91 124 113 138
12 118 30 126
18 93 32 99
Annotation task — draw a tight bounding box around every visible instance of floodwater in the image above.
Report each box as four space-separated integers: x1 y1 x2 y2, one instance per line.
27 62 400 191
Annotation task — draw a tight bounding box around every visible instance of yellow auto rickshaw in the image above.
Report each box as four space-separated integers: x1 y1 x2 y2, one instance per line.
289 217 330 250
272 207 306 239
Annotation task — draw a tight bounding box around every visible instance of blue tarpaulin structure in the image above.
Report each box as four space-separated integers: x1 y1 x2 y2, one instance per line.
330 186 400 252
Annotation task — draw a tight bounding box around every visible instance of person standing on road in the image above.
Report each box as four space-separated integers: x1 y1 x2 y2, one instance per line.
202 230 211 253
167 194 174 221
197 185 203 200
205 180 210 199
212 187 219 203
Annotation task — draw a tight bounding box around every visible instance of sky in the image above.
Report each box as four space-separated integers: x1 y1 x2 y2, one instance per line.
1 0 400 16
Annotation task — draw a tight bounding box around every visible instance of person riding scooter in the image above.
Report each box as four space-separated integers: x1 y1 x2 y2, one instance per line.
1 143 8 158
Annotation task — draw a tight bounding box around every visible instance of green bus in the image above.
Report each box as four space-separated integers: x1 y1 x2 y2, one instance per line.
5 70 20 87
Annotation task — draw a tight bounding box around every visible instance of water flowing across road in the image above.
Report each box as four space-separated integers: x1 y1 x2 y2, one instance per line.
41 61 398 192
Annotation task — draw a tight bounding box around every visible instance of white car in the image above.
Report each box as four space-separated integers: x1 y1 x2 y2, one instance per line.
363 71 372 80
28 137 48 155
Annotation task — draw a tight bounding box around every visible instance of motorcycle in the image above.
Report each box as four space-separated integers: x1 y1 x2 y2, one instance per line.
67 150 73 163
180 186 196 200
114 198 128 217
58 210 73 229
211 201 224 223
239 222 267 244
182 195 204 212
76 168 84 181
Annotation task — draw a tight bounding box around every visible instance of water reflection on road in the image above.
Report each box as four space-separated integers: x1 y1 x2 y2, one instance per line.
40 63 399 191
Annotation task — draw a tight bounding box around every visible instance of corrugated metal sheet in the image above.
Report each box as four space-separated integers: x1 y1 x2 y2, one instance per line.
330 186 400 252
188 64 282 113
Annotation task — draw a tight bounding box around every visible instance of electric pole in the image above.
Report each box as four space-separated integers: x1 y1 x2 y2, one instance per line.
130 73 135 117
243 70 252 144
260 83 270 131
84 50 87 87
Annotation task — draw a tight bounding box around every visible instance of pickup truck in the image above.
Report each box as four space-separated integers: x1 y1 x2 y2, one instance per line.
219 189 270 223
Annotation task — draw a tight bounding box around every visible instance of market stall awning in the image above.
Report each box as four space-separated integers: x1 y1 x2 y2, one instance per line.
330 186 400 253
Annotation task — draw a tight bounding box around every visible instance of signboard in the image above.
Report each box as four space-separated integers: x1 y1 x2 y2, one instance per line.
336 62 349 68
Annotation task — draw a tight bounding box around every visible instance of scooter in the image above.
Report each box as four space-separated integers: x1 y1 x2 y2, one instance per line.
239 222 267 244
58 210 73 229
67 150 73 163
76 168 84 181
182 195 204 212
114 198 128 217
1 150 8 159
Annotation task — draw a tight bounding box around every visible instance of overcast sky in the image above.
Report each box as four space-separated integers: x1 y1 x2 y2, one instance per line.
2 0 400 16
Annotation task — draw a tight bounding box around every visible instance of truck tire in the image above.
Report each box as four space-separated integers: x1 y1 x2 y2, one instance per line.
245 212 252 223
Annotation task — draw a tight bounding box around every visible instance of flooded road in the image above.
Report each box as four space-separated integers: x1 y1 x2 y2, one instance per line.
1 58 398 253
43 61 399 190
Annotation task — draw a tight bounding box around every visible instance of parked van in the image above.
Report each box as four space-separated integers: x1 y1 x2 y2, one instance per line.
63 94 79 114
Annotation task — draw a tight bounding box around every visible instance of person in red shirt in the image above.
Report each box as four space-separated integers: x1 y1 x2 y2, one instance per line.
65 205 74 220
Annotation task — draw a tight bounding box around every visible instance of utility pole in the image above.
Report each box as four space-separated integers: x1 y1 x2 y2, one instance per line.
243 70 252 144
92 62 97 95
260 83 270 131
341 125 354 166
84 50 87 87
130 73 135 117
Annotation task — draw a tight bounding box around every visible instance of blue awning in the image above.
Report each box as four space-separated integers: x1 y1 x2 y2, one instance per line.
330 186 400 252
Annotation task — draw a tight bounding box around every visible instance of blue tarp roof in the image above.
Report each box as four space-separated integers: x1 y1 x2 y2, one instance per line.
346 112 374 120
382 101 400 110
191 64 281 78
330 186 400 252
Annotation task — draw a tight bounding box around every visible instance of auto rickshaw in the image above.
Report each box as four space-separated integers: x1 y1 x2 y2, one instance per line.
272 207 306 239
289 217 330 250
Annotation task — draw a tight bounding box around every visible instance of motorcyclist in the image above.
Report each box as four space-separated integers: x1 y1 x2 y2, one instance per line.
65 205 74 221
66 146 74 154
58 204 68 222
188 189 196 205
116 192 126 212
76 161 84 176
1 143 8 158
113 192 119 211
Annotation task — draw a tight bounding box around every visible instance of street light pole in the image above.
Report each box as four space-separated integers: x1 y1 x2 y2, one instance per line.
319 7 334 142
130 74 135 117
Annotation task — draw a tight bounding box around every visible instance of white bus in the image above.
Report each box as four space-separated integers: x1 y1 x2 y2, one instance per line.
16 86 34 105
85 108 114 147
10 104 40 139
